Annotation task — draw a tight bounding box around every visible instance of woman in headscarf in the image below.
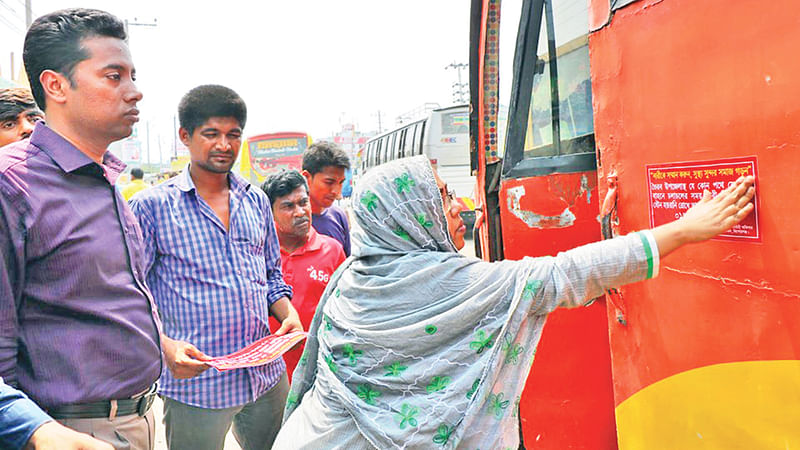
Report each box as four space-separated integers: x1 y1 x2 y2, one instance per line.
273 156 755 449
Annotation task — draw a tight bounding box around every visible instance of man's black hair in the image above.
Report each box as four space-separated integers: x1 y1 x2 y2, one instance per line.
302 141 351 175
261 169 308 206
0 88 41 121
178 85 247 136
130 167 144 179
23 8 127 110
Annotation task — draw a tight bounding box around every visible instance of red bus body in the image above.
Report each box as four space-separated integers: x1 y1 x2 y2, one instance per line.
471 0 800 447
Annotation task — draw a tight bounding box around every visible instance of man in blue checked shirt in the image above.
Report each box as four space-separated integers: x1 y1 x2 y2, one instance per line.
129 85 302 450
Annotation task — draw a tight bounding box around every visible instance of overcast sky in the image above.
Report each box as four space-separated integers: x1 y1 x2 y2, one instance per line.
1 1 469 160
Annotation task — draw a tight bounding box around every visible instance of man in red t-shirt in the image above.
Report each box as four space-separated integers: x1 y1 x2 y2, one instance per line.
262 170 346 380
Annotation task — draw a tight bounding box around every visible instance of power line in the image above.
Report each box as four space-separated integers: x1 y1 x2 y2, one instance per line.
0 0 25 33
0 0 20 14
0 14 24 34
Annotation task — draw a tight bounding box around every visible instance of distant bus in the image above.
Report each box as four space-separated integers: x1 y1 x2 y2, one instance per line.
238 132 311 184
360 105 475 232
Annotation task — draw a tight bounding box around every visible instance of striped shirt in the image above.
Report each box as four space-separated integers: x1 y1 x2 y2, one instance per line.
129 168 292 409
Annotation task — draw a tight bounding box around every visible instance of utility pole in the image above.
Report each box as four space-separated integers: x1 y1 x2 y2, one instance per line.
123 16 158 168
25 0 32 27
445 62 469 104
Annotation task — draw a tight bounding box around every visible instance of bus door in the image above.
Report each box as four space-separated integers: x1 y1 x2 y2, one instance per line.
471 0 615 447
589 0 800 447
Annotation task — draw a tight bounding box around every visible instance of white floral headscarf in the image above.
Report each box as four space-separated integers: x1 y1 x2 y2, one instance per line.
284 156 557 449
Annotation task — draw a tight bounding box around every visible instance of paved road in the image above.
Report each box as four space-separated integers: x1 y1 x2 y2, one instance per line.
152 237 476 450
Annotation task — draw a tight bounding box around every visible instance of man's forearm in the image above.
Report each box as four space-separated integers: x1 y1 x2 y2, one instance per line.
269 297 293 322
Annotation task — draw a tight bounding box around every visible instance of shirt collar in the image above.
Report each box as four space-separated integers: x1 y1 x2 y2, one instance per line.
31 122 127 182
282 227 324 257
176 164 252 195
175 166 196 192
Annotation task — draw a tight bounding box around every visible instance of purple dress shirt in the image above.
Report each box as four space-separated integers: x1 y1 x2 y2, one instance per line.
0 123 162 409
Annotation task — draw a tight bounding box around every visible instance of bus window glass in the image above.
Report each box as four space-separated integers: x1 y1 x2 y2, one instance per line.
381 136 390 163
441 111 469 135
391 133 400 160
556 45 592 141
414 124 424 155
498 0 522 159
403 125 414 158
399 129 407 158
524 0 593 159
391 134 397 160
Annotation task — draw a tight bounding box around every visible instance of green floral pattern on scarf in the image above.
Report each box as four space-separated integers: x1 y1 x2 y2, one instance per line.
470 329 496 354
361 190 378 212
342 344 362 366
394 173 416 193
416 213 433 228
488 392 510 420
384 362 408 376
395 403 419 429
426 376 451 394
433 423 454 446
357 384 381 405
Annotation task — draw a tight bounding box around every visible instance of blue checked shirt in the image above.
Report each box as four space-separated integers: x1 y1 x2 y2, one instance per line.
129 168 292 409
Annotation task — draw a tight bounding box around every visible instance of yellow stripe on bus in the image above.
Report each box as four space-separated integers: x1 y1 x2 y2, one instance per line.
616 360 800 449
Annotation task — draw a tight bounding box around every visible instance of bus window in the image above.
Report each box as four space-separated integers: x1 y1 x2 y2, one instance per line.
523 0 594 159
441 111 469 134
390 133 399 160
405 125 415 157
380 136 390 164
414 122 425 156
495 0 521 160
407 124 416 156
367 142 375 169
398 129 406 158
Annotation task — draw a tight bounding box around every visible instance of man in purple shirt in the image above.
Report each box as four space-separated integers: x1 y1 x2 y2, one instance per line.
302 141 352 255
0 8 161 449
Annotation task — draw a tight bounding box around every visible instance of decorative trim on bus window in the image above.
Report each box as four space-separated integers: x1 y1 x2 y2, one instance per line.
483 0 501 164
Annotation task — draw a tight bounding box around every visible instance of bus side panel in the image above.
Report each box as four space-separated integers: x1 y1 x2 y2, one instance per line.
499 172 617 449
590 0 800 446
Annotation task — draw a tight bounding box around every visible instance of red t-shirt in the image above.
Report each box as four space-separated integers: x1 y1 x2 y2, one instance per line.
270 228 346 381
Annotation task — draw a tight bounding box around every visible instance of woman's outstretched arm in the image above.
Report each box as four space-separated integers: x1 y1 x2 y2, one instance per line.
525 175 756 315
